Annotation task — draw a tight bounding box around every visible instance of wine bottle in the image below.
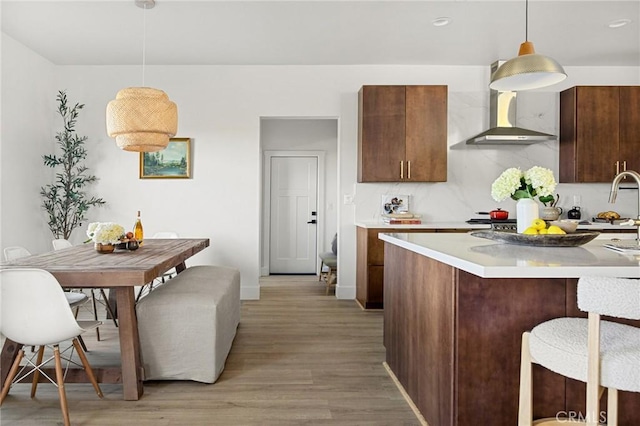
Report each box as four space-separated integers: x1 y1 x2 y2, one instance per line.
133 210 144 245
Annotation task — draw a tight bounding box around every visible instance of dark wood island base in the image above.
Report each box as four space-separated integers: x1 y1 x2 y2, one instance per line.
383 242 640 426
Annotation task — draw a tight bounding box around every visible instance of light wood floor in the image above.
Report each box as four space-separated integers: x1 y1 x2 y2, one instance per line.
1 276 419 425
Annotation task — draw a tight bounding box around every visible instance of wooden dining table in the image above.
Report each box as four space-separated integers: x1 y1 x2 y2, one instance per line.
0 238 209 401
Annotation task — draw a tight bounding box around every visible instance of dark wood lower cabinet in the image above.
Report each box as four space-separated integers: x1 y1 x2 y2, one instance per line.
383 243 640 426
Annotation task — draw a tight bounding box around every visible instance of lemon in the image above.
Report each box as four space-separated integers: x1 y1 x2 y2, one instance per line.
522 227 539 235
547 225 566 235
538 229 548 235
531 218 547 231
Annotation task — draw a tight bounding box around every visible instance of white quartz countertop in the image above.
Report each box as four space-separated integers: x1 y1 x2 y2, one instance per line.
356 221 634 231
355 221 483 229
379 232 640 279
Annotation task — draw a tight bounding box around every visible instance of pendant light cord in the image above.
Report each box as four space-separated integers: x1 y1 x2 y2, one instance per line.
525 0 529 42
142 3 147 86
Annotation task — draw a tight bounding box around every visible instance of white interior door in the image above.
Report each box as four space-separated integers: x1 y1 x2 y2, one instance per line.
269 156 318 274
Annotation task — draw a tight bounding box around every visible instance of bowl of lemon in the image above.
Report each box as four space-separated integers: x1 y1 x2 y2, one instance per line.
470 219 600 247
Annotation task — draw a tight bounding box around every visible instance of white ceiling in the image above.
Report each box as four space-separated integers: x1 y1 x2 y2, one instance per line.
1 0 639 67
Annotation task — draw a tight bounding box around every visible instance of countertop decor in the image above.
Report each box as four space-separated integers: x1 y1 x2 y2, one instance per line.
469 230 600 247
86 222 125 250
491 166 558 233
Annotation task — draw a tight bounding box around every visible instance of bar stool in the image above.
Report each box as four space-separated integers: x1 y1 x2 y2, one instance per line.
518 276 640 425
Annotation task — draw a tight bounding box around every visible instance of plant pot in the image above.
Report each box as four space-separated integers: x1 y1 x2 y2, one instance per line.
95 243 115 253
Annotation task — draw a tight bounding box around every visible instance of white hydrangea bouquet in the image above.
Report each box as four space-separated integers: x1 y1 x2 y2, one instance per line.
86 222 125 245
491 166 557 204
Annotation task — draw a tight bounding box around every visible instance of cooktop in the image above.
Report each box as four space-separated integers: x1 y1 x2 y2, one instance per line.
466 218 517 224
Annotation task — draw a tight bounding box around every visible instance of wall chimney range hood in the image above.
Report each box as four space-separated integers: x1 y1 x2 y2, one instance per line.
465 61 557 145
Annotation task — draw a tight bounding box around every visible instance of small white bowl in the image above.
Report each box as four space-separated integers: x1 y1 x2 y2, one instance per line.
549 220 579 233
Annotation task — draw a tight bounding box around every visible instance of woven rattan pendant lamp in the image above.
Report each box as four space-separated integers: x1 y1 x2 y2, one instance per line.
106 0 177 152
489 0 566 91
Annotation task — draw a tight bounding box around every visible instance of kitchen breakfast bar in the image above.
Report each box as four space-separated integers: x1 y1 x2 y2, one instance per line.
379 232 640 426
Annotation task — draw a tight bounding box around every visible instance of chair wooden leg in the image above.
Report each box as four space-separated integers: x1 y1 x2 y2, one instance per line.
319 262 324 282
30 346 45 398
91 289 101 341
53 345 71 426
77 335 88 352
607 388 618 426
100 289 118 327
517 332 533 426
72 338 103 398
0 349 24 405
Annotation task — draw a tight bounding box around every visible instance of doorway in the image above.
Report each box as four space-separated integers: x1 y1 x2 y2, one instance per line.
260 118 338 277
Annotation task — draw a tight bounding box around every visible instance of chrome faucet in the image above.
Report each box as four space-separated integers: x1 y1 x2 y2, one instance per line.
609 170 640 242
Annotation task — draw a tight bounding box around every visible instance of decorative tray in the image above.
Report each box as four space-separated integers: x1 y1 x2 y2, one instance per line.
469 230 600 247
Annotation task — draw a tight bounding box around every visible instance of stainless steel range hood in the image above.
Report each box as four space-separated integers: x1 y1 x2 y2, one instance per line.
465 61 557 145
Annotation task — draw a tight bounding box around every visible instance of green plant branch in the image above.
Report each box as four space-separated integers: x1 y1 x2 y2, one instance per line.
40 90 106 240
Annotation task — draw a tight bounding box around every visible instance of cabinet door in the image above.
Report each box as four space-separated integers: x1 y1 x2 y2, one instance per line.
560 86 620 182
405 85 448 182
619 86 640 173
576 86 620 182
358 86 406 182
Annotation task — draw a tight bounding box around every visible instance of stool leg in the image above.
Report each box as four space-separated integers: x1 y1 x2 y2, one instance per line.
607 388 618 426
517 332 533 426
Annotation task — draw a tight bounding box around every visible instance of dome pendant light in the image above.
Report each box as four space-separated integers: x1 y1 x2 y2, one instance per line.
106 0 178 152
489 0 567 91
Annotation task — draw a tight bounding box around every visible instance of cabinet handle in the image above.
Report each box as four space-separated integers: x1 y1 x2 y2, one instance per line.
615 161 620 176
400 161 404 179
407 161 411 180
623 160 627 171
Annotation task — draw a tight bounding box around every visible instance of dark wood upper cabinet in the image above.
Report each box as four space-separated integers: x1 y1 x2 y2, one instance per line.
560 86 640 183
358 85 448 183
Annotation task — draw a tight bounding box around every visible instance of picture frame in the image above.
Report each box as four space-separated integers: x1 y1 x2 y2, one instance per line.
139 137 191 179
381 194 409 215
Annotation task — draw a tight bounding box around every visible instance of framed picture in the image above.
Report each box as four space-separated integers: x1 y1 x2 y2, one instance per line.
139 137 191 179
381 194 409 215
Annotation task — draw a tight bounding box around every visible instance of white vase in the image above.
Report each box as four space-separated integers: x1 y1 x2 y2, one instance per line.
516 198 539 233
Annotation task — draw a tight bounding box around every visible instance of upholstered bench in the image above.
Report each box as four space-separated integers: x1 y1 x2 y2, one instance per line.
136 265 241 383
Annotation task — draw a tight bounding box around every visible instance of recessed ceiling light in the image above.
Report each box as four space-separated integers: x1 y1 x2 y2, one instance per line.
432 17 452 27
608 19 632 29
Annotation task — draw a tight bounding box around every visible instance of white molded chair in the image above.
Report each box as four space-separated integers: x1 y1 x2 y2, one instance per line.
0 268 104 426
52 239 118 340
4 246 88 311
518 276 640 426
135 231 179 302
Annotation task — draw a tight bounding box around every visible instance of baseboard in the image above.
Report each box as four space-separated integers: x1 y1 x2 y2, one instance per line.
335 284 355 300
240 285 260 300
382 362 429 426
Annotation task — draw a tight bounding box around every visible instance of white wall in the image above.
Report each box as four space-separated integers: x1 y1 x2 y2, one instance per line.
2 35 638 299
1 34 55 254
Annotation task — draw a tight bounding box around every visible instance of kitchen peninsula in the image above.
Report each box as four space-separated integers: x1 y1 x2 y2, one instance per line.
380 232 640 426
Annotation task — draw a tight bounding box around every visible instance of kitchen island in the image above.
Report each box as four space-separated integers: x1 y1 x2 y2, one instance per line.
380 232 639 426
356 221 634 309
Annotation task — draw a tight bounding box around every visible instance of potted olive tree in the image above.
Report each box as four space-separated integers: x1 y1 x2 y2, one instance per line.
40 90 106 240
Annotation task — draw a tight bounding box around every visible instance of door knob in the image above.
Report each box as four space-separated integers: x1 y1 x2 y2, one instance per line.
307 220 317 224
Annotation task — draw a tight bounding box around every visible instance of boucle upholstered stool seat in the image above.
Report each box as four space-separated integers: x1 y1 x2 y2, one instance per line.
136 265 240 383
518 277 640 426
